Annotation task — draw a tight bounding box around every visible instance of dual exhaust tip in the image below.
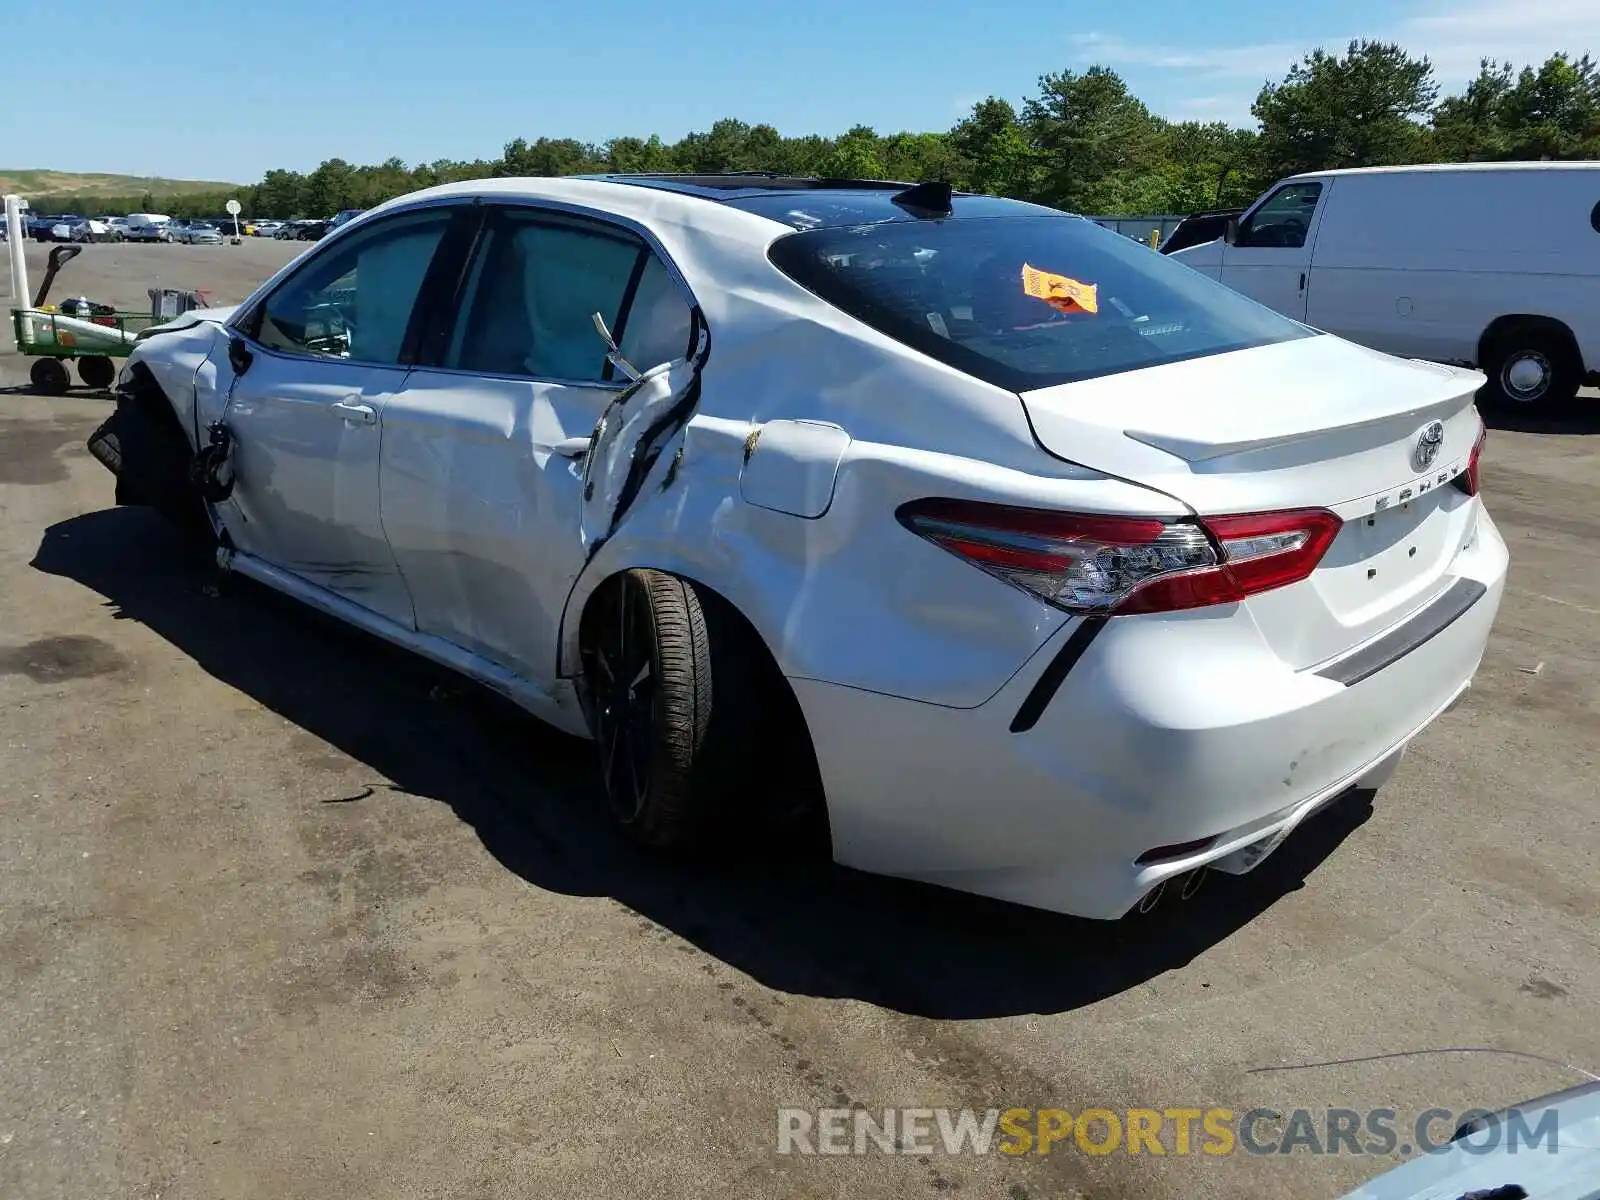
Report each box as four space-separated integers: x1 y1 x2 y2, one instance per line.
1134 866 1209 916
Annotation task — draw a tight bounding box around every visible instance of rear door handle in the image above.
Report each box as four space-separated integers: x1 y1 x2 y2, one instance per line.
1299 272 1307 291
331 397 376 425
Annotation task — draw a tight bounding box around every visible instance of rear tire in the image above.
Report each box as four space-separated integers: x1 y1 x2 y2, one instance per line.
1482 327 1582 410
581 570 758 850
29 357 70 396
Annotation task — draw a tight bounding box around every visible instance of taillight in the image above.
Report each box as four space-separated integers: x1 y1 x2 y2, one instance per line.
1455 422 1486 497
896 498 1341 616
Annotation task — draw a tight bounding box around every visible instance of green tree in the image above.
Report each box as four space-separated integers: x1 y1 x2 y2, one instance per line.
744 123 784 170
1254 40 1438 178
767 133 833 175
603 135 679 173
878 131 958 182
1156 120 1262 209
1431 59 1516 160
1023 67 1161 211
948 98 1039 198
819 125 885 179
301 158 357 216
498 137 597 177
675 118 763 172
1497 53 1600 158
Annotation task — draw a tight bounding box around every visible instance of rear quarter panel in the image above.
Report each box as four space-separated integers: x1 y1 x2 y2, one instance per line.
560 297 1193 709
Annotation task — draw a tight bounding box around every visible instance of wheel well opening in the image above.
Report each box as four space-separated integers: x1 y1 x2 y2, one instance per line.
577 570 832 857
1478 314 1581 369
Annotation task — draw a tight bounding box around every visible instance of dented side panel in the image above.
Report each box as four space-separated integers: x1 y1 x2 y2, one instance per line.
579 334 707 553
130 320 233 449
211 351 417 628
377 369 615 696
560 410 1185 709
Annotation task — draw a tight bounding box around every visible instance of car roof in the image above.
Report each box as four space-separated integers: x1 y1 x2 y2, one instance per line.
372 174 1063 236
580 172 1065 228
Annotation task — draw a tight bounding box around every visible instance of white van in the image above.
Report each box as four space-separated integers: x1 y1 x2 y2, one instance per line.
1171 163 1599 409
124 213 174 243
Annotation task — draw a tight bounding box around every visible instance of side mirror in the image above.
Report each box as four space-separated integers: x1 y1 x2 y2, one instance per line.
228 335 254 377
1223 217 1240 246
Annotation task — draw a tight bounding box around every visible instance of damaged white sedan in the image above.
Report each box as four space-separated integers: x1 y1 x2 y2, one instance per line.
89 174 1507 919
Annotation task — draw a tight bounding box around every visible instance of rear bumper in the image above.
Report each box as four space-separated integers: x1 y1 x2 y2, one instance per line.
795 506 1508 919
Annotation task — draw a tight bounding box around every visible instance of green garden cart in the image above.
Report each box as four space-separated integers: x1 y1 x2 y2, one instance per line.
9 245 158 395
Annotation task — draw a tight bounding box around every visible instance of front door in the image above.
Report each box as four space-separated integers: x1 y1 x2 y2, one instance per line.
219 206 459 627
380 204 700 687
1218 180 1325 321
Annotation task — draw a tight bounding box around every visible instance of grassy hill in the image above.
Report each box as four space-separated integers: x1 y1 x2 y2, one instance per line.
0 169 240 197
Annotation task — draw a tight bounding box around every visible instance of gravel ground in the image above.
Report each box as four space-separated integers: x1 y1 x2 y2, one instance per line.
1 240 1597 1199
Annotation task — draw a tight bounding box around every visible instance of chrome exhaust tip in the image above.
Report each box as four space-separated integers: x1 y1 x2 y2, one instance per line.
1136 879 1168 915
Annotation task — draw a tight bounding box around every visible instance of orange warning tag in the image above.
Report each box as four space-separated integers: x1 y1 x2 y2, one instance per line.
1021 263 1098 314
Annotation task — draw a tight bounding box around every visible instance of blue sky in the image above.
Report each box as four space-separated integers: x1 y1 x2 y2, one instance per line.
2 0 1591 183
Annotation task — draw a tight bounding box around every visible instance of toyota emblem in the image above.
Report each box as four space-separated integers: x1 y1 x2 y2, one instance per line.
1414 420 1445 471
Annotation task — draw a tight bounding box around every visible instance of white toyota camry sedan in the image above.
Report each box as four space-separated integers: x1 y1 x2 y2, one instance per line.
90 173 1507 919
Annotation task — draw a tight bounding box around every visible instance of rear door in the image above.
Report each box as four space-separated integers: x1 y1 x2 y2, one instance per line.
379 204 700 686
1217 180 1327 319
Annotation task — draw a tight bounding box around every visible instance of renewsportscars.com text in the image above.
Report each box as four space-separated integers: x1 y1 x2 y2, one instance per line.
776 1105 1559 1157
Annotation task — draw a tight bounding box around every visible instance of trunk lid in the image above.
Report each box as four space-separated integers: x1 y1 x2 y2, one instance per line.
1019 334 1487 668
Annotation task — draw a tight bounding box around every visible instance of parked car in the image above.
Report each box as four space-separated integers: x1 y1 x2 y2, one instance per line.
1159 208 1244 255
272 221 302 240
30 214 74 241
294 220 329 240
124 213 174 242
105 216 133 240
327 208 364 230
252 220 284 237
56 217 119 243
90 175 1506 920
44 216 111 242
1170 162 1599 409
171 221 223 245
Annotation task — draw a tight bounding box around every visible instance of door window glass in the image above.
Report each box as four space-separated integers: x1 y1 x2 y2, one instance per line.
617 256 694 370
445 214 645 381
248 209 453 364
1236 183 1322 249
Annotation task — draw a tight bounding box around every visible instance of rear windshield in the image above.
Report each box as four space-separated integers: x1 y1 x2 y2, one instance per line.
767 215 1312 391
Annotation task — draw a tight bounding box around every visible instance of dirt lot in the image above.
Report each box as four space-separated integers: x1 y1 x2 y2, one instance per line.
1 242 1597 1199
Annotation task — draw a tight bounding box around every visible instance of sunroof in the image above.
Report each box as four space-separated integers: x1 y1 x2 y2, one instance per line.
589 173 914 195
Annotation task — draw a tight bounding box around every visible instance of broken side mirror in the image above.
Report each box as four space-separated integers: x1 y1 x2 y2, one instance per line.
228 335 253 377
590 311 642 383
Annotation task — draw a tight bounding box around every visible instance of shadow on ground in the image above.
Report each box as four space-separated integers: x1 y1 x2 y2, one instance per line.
1481 397 1600 436
32 507 1373 1020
